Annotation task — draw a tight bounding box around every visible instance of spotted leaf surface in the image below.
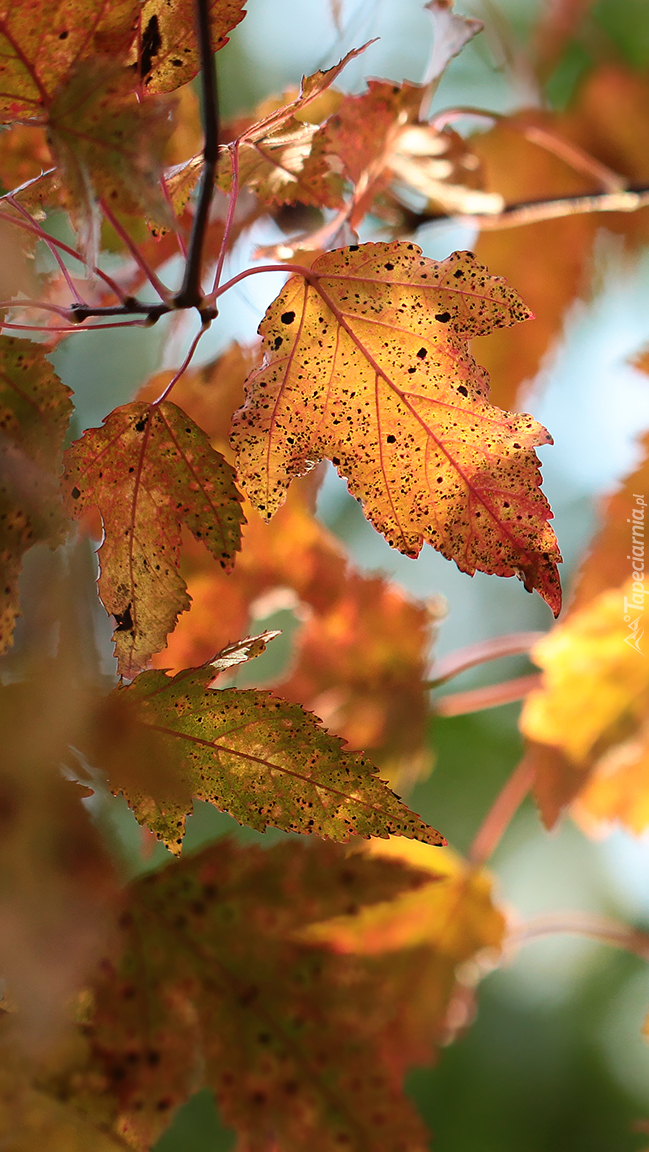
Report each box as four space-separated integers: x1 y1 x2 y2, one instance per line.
48 60 175 236
231 242 562 614
0 0 139 120
0 336 72 653
82 838 432 1151
63 401 244 679
136 0 246 94
109 665 445 853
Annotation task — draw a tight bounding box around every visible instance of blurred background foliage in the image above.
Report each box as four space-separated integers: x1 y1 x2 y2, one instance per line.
21 0 649 1146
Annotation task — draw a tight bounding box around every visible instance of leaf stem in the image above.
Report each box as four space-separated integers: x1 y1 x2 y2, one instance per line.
211 142 240 294
173 0 219 314
469 758 535 865
100 198 172 303
434 672 541 717
153 322 210 404
425 630 545 689
6 195 86 305
0 208 128 300
508 911 649 963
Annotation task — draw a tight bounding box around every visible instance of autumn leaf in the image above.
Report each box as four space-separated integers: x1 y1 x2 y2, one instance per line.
63 401 244 679
0 1047 128 1152
0 336 73 653
231 242 562 614
471 65 649 409
135 0 246 94
520 578 649 826
277 572 441 785
94 664 445 853
0 0 140 121
471 113 598 411
48 60 175 244
215 50 370 209
78 838 433 1151
301 837 505 1054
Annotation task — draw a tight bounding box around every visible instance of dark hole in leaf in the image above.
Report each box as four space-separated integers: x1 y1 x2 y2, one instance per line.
140 14 162 78
113 604 133 633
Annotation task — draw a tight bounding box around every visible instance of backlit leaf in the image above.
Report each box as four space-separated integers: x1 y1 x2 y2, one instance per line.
63 401 244 679
0 0 140 121
48 61 175 244
80 838 433 1151
103 665 445 852
231 242 561 614
423 0 483 85
520 578 649 826
136 0 246 94
277 572 442 784
302 838 505 1054
0 335 72 653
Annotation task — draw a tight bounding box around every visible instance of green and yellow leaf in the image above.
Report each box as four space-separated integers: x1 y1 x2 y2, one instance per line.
97 665 445 852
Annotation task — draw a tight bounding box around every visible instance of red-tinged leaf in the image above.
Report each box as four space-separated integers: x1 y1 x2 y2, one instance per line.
0 124 53 192
63 401 244 679
0 0 140 121
0 335 73 653
48 61 175 245
235 45 371 145
101 665 445 853
277 572 442 785
220 117 344 209
231 242 562 615
136 0 246 94
471 113 597 411
80 838 432 1151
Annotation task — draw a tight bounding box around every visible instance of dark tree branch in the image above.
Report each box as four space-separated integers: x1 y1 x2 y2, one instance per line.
173 0 219 316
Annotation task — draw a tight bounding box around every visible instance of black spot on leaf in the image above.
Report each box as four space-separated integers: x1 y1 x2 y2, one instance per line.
281 311 295 324
140 14 161 78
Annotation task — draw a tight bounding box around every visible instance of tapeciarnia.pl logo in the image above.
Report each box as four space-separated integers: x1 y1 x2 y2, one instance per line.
624 493 646 655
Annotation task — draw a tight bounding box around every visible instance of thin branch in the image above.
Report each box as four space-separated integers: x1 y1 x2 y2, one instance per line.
174 0 219 314
469 759 534 865
160 172 188 260
100 198 172 303
508 911 649 963
433 672 541 717
0 319 150 333
211 142 239 294
425 631 545 689
427 184 649 232
153 322 210 404
6 195 85 305
0 208 128 300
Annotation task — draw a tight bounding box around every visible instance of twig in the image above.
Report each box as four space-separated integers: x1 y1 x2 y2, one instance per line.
211 142 239 294
508 911 649 963
174 0 219 315
425 631 545 689
6 195 86 305
469 759 534 865
0 208 127 301
100 198 172 303
417 184 649 232
153 322 210 404
433 672 541 717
